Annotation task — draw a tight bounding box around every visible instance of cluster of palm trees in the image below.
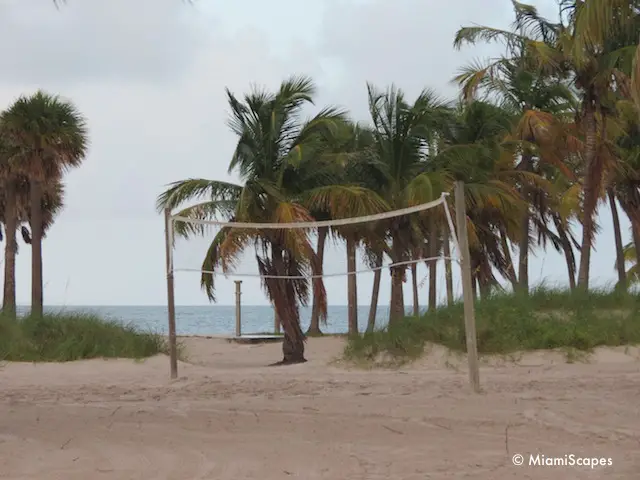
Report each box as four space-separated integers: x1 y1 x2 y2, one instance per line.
158 0 640 364
0 91 88 318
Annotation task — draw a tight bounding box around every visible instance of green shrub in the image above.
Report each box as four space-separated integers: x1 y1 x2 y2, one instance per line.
344 286 640 365
0 311 169 362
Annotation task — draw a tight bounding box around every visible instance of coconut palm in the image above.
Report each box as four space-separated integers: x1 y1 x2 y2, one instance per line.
0 91 88 316
434 100 531 295
511 1 639 289
609 122 640 280
452 0 639 290
453 2 582 292
319 121 390 335
157 76 385 363
611 41 640 280
364 83 453 323
304 120 387 336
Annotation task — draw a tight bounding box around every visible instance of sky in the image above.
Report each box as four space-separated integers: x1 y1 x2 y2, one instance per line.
0 0 628 306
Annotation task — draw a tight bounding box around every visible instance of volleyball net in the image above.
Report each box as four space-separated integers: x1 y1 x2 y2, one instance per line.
166 192 461 281
162 187 479 392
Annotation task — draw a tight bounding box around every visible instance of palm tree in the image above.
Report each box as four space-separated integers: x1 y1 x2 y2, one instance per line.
512 1 638 289
0 91 88 316
434 100 530 295
303 120 386 336
321 121 389 335
0 176 64 315
453 2 580 292
0 135 19 315
157 76 384 363
611 45 640 282
365 83 452 324
453 0 640 291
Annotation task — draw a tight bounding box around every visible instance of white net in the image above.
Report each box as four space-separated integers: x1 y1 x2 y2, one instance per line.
168 193 461 281
166 192 463 336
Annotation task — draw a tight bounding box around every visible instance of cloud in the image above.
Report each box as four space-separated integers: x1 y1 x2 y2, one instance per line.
315 0 520 120
0 0 208 85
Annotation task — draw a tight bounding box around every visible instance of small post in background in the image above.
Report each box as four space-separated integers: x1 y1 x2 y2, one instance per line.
234 280 242 337
274 312 281 334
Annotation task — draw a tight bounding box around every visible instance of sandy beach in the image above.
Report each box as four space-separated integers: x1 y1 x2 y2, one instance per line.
1 337 639 479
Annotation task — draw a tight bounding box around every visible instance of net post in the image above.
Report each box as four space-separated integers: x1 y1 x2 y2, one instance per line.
234 280 242 337
164 208 178 380
454 181 480 393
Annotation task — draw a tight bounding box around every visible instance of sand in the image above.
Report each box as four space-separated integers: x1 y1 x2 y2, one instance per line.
1 337 640 480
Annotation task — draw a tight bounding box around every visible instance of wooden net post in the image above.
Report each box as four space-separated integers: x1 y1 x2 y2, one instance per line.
454 181 480 393
164 208 178 380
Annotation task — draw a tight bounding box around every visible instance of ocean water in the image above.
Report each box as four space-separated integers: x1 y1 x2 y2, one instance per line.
17 305 393 336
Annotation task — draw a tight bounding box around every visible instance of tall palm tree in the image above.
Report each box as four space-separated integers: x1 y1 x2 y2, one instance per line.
322 121 388 335
0 91 88 316
434 100 530 294
304 120 386 336
509 0 638 289
157 77 384 363
0 176 64 315
365 84 452 324
453 2 580 292
612 44 640 279
0 135 19 315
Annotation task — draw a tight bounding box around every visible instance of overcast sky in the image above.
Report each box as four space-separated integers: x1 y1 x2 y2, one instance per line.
0 0 627 306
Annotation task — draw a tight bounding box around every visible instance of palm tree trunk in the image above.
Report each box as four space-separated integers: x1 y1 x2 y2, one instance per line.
608 189 627 290
307 227 327 335
30 179 44 317
577 104 598 290
366 251 383 333
517 154 533 293
389 239 405 325
500 229 518 290
281 329 305 364
271 245 306 364
553 215 576 290
346 235 358 335
442 227 453 306
428 223 437 311
411 262 419 316
471 274 478 299
518 212 530 292
3 180 18 316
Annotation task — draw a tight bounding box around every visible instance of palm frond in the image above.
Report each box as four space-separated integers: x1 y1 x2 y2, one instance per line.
303 185 389 221
156 178 242 212
453 26 522 50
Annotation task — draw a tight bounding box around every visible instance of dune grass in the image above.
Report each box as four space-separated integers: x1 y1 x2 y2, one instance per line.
0 311 169 362
344 287 640 365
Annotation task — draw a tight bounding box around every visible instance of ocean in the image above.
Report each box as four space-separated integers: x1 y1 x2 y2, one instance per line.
17 305 392 336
